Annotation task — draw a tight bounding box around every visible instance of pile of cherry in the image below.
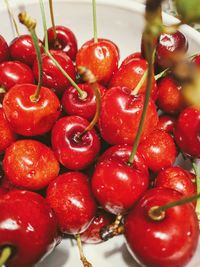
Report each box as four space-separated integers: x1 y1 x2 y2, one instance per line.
0 5 200 267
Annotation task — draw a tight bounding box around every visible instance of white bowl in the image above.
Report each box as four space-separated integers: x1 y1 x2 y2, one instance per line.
0 1 199 267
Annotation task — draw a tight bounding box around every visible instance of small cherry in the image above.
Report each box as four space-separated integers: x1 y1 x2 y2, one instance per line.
120 52 142 67
157 114 176 134
0 35 9 63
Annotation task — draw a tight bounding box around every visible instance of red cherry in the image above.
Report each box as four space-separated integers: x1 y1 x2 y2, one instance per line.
0 108 16 153
0 35 9 63
33 50 76 95
80 209 114 244
9 35 43 66
124 187 199 267
51 115 100 170
138 130 177 172
192 54 200 68
76 39 119 85
0 190 59 267
3 83 61 136
157 115 176 134
99 86 158 145
62 83 106 121
46 172 96 234
47 25 78 61
3 139 60 190
157 76 185 114
0 61 34 91
174 106 200 158
120 52 142 67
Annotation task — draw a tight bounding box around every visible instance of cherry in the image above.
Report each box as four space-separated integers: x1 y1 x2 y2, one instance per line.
138 130 177 173
124 187 199 267
157 76 185 114
3 139 60 190
157 114 176 134
62 83 106 121
0 61 34 91
0 190 59 267
174 106 200 158
76 38 119 85
51 115 100 170
0 35 9 63
192 54 200 68
33 50 76 95
0 108 16 154
120 52 142 67
9 35 43 66
47 25 78 61
46 171 96 234
99 86 158 145
80 209 114 244
3 83 61 136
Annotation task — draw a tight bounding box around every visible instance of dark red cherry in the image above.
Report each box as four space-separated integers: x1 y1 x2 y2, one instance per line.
174 106 200 158
99 86 158 145
157 115 176 134
51 115 100 170
3 139 60 190
0 35 9 63
0 61 34 91
124 187 199 267
0 190 59 267
3 83 61 136
9 34 43 66
47 25 78 61
46 172 96 234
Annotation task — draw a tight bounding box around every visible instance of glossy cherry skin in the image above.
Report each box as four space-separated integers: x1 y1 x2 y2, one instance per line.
157 115 176 134
47 25 78 61
3 83 61 136
124 188 199 267
155 31 188 69
99 87 158 145
138 130 177 173
33 50 76 95
46 172 96 234
157 76 185 114
155 166 196 199
92 157 149 215
109 58 158 98
76 39 119 85
120 52 142 67
3 139 60 190
80 209 114 244
62 83 106 121
51 115 100 170
0 35 9 63
174 107 200 158
9 35 43 66
0 61 34 91
0 108 16 153
0 190 59 267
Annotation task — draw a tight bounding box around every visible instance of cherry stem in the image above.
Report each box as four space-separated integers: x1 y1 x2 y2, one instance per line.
77 66 101 137
39 0 86 99
0 247 12 267
193 161 200 219
155 68 169 80
4 0 20 36
100 214 124 241
18 12 42 102
131 70 148 95
49 0 58 44
75 234 93 267
0 88 6 94
92 0 98 43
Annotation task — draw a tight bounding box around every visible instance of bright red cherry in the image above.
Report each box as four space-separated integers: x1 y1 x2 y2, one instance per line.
3 139 60 190
33 50 76 95
0 35 9 63
99 86 158 145
0 61 34 91
47 25 78 61
192 54 200 67
76 39 119 85
138 130 177 173
3 83 61 136
174 106 200 158
157 115 176 134
0 190 59 267
9 34 43 66
124 188 199 267
120 52 142 67
51 115 100 170
46 172 96 234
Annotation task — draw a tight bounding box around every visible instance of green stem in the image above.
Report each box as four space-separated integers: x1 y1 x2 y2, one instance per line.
49 0 57 42
155 68 169 80
0 247 12 267
4 0 20 36
75 234 92 267
193 161 200 215
131 70 148 95
39 0 49 51
92 0 98 43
